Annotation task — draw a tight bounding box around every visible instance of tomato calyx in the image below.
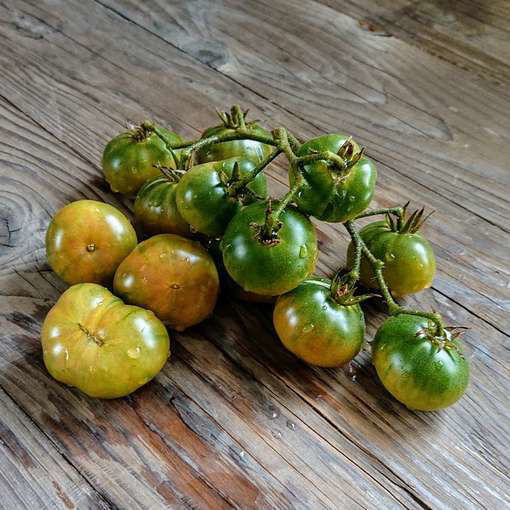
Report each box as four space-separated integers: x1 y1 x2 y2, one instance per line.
387 201 434 234
153 162 186 183
215 105 259 131
330 271 378 306
213 161 264 206
415 323 467 357
130 121 154 142
250 198 283 246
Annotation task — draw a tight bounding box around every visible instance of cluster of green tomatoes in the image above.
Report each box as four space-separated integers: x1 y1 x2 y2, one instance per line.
42 106 469 410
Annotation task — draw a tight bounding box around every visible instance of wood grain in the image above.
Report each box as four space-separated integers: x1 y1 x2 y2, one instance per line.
320 0 510 85
0 0 509 508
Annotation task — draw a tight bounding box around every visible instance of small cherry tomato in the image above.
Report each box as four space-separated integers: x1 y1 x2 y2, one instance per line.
41 283 170 398
372 314 469 411
195 107 273 164
102 124 182 197
348 209 436 297
176 158 267 237
46 200 137 285
221 201 318 296
114 234 219 331
134 175 191 237
290 134 376 222
274 277 365 367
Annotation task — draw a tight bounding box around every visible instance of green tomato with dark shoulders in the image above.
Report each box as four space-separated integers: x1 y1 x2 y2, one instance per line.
102 124 182 197
347 215 436 297
195 108 273 164
290 134 376 222
274 277 365 367
221 201 318 296
176 158 268 238
372 314 469 411
134 176 191 237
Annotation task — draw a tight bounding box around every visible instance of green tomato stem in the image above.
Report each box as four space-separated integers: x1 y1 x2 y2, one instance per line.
172 130 278 151
343 220 445 336
262 173 303 239
228 148 282 197
354 207 404 220
296 151 347 172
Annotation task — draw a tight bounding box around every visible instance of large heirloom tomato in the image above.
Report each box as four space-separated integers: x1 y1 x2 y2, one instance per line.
46 200 137 285
102 124 182 197
372 314 469 411
195 107 273 164
134 176 191 237
176 158 267 238
347 211 436 297
221 201 318 296
114 234 219 331
274 277 365 367
290 134 376 222
41 284 170 398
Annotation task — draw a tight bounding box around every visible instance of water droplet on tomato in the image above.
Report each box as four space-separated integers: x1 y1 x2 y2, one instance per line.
170 283 181 290
299 245 308 258
302 323 314 333
385 252 395 262
322 304 327 311
127 346 141 359
159 253 165 259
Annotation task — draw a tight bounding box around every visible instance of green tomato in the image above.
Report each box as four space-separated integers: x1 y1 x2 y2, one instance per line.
176 158 268 238
372 314 469 411
134 176 191 237
290 134 376 222
46 200 137 285
41 283 170 398
274 277 365 367
102 125 182 197
221 201 318 295
348 220 436 297
195 123 273 164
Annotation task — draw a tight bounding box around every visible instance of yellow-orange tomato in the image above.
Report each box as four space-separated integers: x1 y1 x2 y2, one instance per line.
41 284 170 398
46 200 137 285
113 234 219 331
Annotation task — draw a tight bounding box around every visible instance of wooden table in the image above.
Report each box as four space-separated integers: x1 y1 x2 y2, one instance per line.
1 1 509 508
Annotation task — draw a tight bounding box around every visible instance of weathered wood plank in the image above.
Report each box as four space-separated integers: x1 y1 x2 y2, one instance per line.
0 0 508 337
317 0 510 85
0 386 111 509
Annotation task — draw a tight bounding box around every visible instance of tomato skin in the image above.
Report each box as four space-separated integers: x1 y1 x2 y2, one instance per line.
113 234 219 331
41 283 170 398
290 134 376 222
195 124 273 164
46 200 137 285
176 158 267 238
102 128 182 197
274 277 365 367
347 220 436 297
221 202 318 296
372 314 469 411
134 177 191 237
